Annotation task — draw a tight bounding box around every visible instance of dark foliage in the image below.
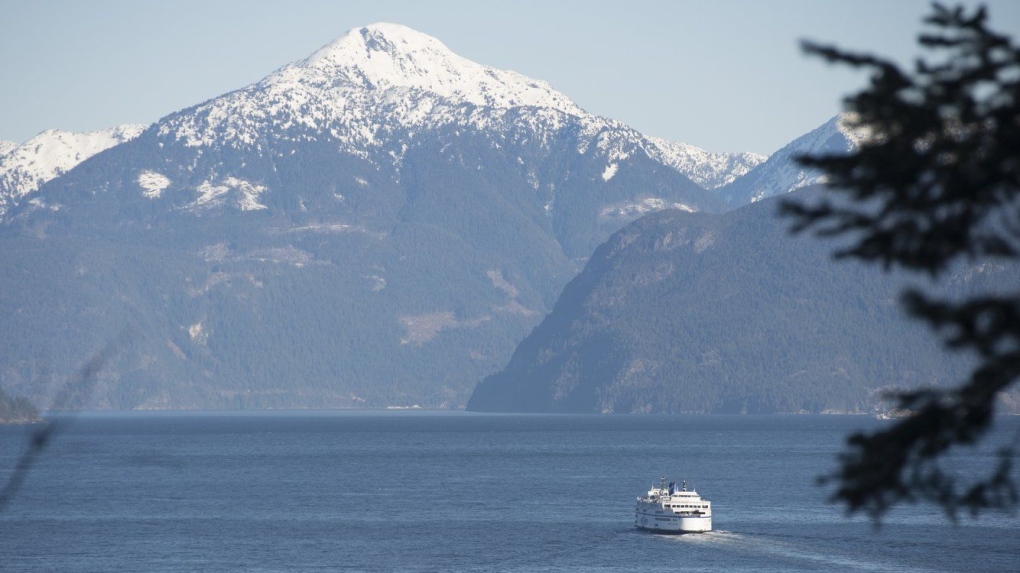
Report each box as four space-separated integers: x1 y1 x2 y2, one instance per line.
0 388 39 425
781 3 1020 521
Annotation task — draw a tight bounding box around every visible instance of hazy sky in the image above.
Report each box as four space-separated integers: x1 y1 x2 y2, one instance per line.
3 0 1019 155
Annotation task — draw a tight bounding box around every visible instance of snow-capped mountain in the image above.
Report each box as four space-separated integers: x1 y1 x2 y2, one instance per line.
0 23 764 412
160 23 583 149
0 125 145 215
151 23 757 198
716 114 864 206
0 140 17 158
647 137 765 189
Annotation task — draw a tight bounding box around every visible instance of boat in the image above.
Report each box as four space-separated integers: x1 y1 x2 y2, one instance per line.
634 476 712 533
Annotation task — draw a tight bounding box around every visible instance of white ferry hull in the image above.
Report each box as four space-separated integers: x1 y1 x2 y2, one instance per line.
635 509 711 533
634 478 712 533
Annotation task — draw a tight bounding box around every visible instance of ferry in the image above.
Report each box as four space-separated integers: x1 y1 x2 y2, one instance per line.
635 476 712 533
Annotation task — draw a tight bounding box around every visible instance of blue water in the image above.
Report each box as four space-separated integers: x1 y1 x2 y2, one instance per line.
0 412 1016 572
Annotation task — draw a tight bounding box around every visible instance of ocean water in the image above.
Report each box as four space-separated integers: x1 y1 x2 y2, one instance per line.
0 412 1016 572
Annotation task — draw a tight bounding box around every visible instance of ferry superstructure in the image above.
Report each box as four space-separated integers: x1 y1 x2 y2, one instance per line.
634 477 712 533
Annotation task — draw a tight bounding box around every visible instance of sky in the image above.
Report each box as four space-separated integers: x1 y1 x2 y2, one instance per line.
3 0 1020 156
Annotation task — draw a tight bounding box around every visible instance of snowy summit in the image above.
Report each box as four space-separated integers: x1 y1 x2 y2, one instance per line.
159 23 585 150
292 23 583 115
0 125 145 215
157 23 760 190
716 114 861 205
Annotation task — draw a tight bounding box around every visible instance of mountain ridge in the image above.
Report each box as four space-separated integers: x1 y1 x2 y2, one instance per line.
467 188 1010 414
0 23 762 411
0 125 145 215
2 24 908 414
0 24 763 221
148 23 760 194
716 114 865 205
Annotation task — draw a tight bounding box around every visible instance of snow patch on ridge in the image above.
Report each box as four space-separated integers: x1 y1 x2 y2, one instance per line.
646 137 766 189
138 170 171 198
188 321 209 345
600 198 695 220
602 163 618 181
194 181 230 207
576 122 763 190
229 177 269 211
188 177 268 212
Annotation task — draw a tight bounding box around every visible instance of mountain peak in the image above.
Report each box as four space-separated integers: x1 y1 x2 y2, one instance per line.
834 112 873 149
715 114 858 205
265 23 582 115
151 22 758 194
0 124 146 214
304 23 453 71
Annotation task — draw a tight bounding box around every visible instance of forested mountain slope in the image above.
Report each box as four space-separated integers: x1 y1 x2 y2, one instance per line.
468 189 1015 414
0 24 760 410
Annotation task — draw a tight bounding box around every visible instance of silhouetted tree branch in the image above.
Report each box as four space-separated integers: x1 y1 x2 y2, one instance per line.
0 333 129 512
781 3 1020 521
